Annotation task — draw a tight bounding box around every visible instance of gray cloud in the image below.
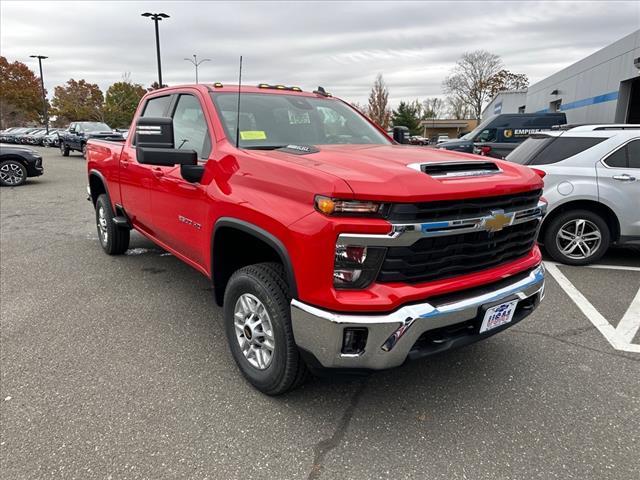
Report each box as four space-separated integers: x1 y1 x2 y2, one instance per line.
1 1 638 107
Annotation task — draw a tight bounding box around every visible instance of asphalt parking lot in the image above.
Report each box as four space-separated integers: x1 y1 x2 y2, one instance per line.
1 146 639 480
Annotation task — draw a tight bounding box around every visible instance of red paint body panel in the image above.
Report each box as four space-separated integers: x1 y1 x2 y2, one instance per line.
87 84 543 314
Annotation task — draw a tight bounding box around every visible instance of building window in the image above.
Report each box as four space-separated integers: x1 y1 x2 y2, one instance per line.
518 105 526 114
549 99 562 112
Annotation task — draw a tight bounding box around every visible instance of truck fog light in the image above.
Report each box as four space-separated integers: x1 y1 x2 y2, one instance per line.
334 243 386 289
341 328 368 355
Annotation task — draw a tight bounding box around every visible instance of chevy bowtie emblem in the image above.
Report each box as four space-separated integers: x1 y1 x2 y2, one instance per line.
484 211 513 232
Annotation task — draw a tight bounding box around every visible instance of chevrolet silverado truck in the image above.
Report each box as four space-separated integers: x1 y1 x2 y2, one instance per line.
86 84 546 395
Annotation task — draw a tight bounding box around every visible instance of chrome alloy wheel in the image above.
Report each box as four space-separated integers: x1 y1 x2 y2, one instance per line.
97 205 108 245
0 162 25 185
556 219 602 260
233 293 275 370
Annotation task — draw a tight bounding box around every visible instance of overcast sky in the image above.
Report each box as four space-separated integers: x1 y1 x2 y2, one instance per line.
1 1 638 106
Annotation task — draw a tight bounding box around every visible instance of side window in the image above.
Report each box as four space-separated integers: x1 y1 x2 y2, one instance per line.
142 95 171 117
530 137 605 165
69 123 76 132
626 140 640 169
604 146 627 168
172 94 212 159
475 128 497 142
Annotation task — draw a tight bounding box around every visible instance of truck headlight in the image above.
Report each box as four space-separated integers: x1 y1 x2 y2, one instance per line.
315 195 383 216
334 243 386 289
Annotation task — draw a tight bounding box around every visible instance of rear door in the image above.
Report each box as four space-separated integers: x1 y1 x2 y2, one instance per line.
119 94 173 234
151 92 213 266
596 138 640 237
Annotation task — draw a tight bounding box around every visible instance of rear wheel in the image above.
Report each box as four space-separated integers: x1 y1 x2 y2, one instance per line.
223 263 308 395
0 160 27 186
60 141 69 156
543 209 610 265
82 143 87 158
95 194 130 255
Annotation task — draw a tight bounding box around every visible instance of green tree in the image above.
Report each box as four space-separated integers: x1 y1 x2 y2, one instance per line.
103 80 146 128
51 79 104 126
0 56 45 129
392 101 422 135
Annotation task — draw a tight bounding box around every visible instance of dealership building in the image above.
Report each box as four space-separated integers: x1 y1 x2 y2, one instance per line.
484 29 640 124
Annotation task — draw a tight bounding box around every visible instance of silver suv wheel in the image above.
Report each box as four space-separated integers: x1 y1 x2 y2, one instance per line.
233 293 275 370
556 219 602 260
0 161 26 186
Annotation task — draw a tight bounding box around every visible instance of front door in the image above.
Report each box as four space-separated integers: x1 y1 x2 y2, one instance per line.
596 138 640 238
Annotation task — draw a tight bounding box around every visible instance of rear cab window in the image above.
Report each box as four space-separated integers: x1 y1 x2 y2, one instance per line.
507 135 605 165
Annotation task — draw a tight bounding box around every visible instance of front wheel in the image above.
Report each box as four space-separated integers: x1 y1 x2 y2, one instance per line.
223 263 308 395
95 194 130 255
60 141 69 156
543 210 610 265
0 160 27 186
82 143 87 158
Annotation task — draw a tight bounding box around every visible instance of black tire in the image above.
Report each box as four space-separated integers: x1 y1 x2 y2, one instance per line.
223 262 308 395
95 194 130 255
81 143 87 159
60 141 70 156
543 209 610 265
0 159 28 187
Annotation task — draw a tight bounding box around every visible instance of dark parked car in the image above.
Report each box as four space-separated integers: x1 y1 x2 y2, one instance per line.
0 143 44 186
2 127 40 144
59 122 123 157
23 129 48 145
438 113 567 158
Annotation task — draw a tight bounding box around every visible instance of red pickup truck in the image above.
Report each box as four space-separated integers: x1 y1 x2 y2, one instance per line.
87 84 546 394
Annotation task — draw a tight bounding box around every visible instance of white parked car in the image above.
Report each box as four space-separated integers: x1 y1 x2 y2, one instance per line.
436 135 450 144
506 125 640 265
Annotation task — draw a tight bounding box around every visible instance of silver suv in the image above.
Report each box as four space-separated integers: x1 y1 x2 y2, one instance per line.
506 125 639 265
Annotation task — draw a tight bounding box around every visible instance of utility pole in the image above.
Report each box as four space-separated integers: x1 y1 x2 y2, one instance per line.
30 55 49 133
141 12 170 87
184 54 211 84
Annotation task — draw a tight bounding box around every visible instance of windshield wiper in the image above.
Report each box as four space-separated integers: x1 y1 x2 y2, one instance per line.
243 145 288 150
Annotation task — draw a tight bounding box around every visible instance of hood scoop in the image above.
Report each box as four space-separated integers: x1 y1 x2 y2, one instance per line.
410 161 500 178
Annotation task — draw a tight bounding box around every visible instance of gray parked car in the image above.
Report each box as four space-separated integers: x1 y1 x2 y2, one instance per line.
506 125 640 265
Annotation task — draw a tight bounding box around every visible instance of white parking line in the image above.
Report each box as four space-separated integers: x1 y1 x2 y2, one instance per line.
545 261 640 272
544 262 640 353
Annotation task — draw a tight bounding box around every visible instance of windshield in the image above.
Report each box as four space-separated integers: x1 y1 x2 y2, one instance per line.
82 122 111 132
211 93 391 149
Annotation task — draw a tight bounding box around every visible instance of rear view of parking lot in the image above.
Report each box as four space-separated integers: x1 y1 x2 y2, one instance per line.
1 147 639 479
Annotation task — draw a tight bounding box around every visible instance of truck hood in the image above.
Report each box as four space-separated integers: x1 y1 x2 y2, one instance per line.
251 144 542 202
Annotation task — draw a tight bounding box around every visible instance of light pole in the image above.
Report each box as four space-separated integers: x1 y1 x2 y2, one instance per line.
30 55 49 134
141 12 170 88
183 54 211 84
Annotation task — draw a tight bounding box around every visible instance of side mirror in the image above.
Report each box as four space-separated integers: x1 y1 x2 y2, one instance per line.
392 126 410 144
135 116 204 183
69 128 76 134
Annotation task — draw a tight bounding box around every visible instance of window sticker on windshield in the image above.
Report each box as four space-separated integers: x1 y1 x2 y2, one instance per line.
288 111 311 125
240 130 267 140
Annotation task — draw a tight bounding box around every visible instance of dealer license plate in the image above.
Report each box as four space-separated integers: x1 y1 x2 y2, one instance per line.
479 300 518 333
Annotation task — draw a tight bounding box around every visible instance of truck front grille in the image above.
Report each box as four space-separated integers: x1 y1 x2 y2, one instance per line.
377 219 539 284
387 189 542 223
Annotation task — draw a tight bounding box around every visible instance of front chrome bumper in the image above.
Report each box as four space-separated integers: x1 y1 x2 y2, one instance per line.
291 264 545 370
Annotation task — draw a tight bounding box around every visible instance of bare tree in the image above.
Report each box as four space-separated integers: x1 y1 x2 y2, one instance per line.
367 74 391 129
446 96 472 120
487 69 529 97
443 50 503 120
423 97 445 119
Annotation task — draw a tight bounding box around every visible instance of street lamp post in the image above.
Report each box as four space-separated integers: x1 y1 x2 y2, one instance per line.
30 55 49 134
183 54 211 84
141 12 170 88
